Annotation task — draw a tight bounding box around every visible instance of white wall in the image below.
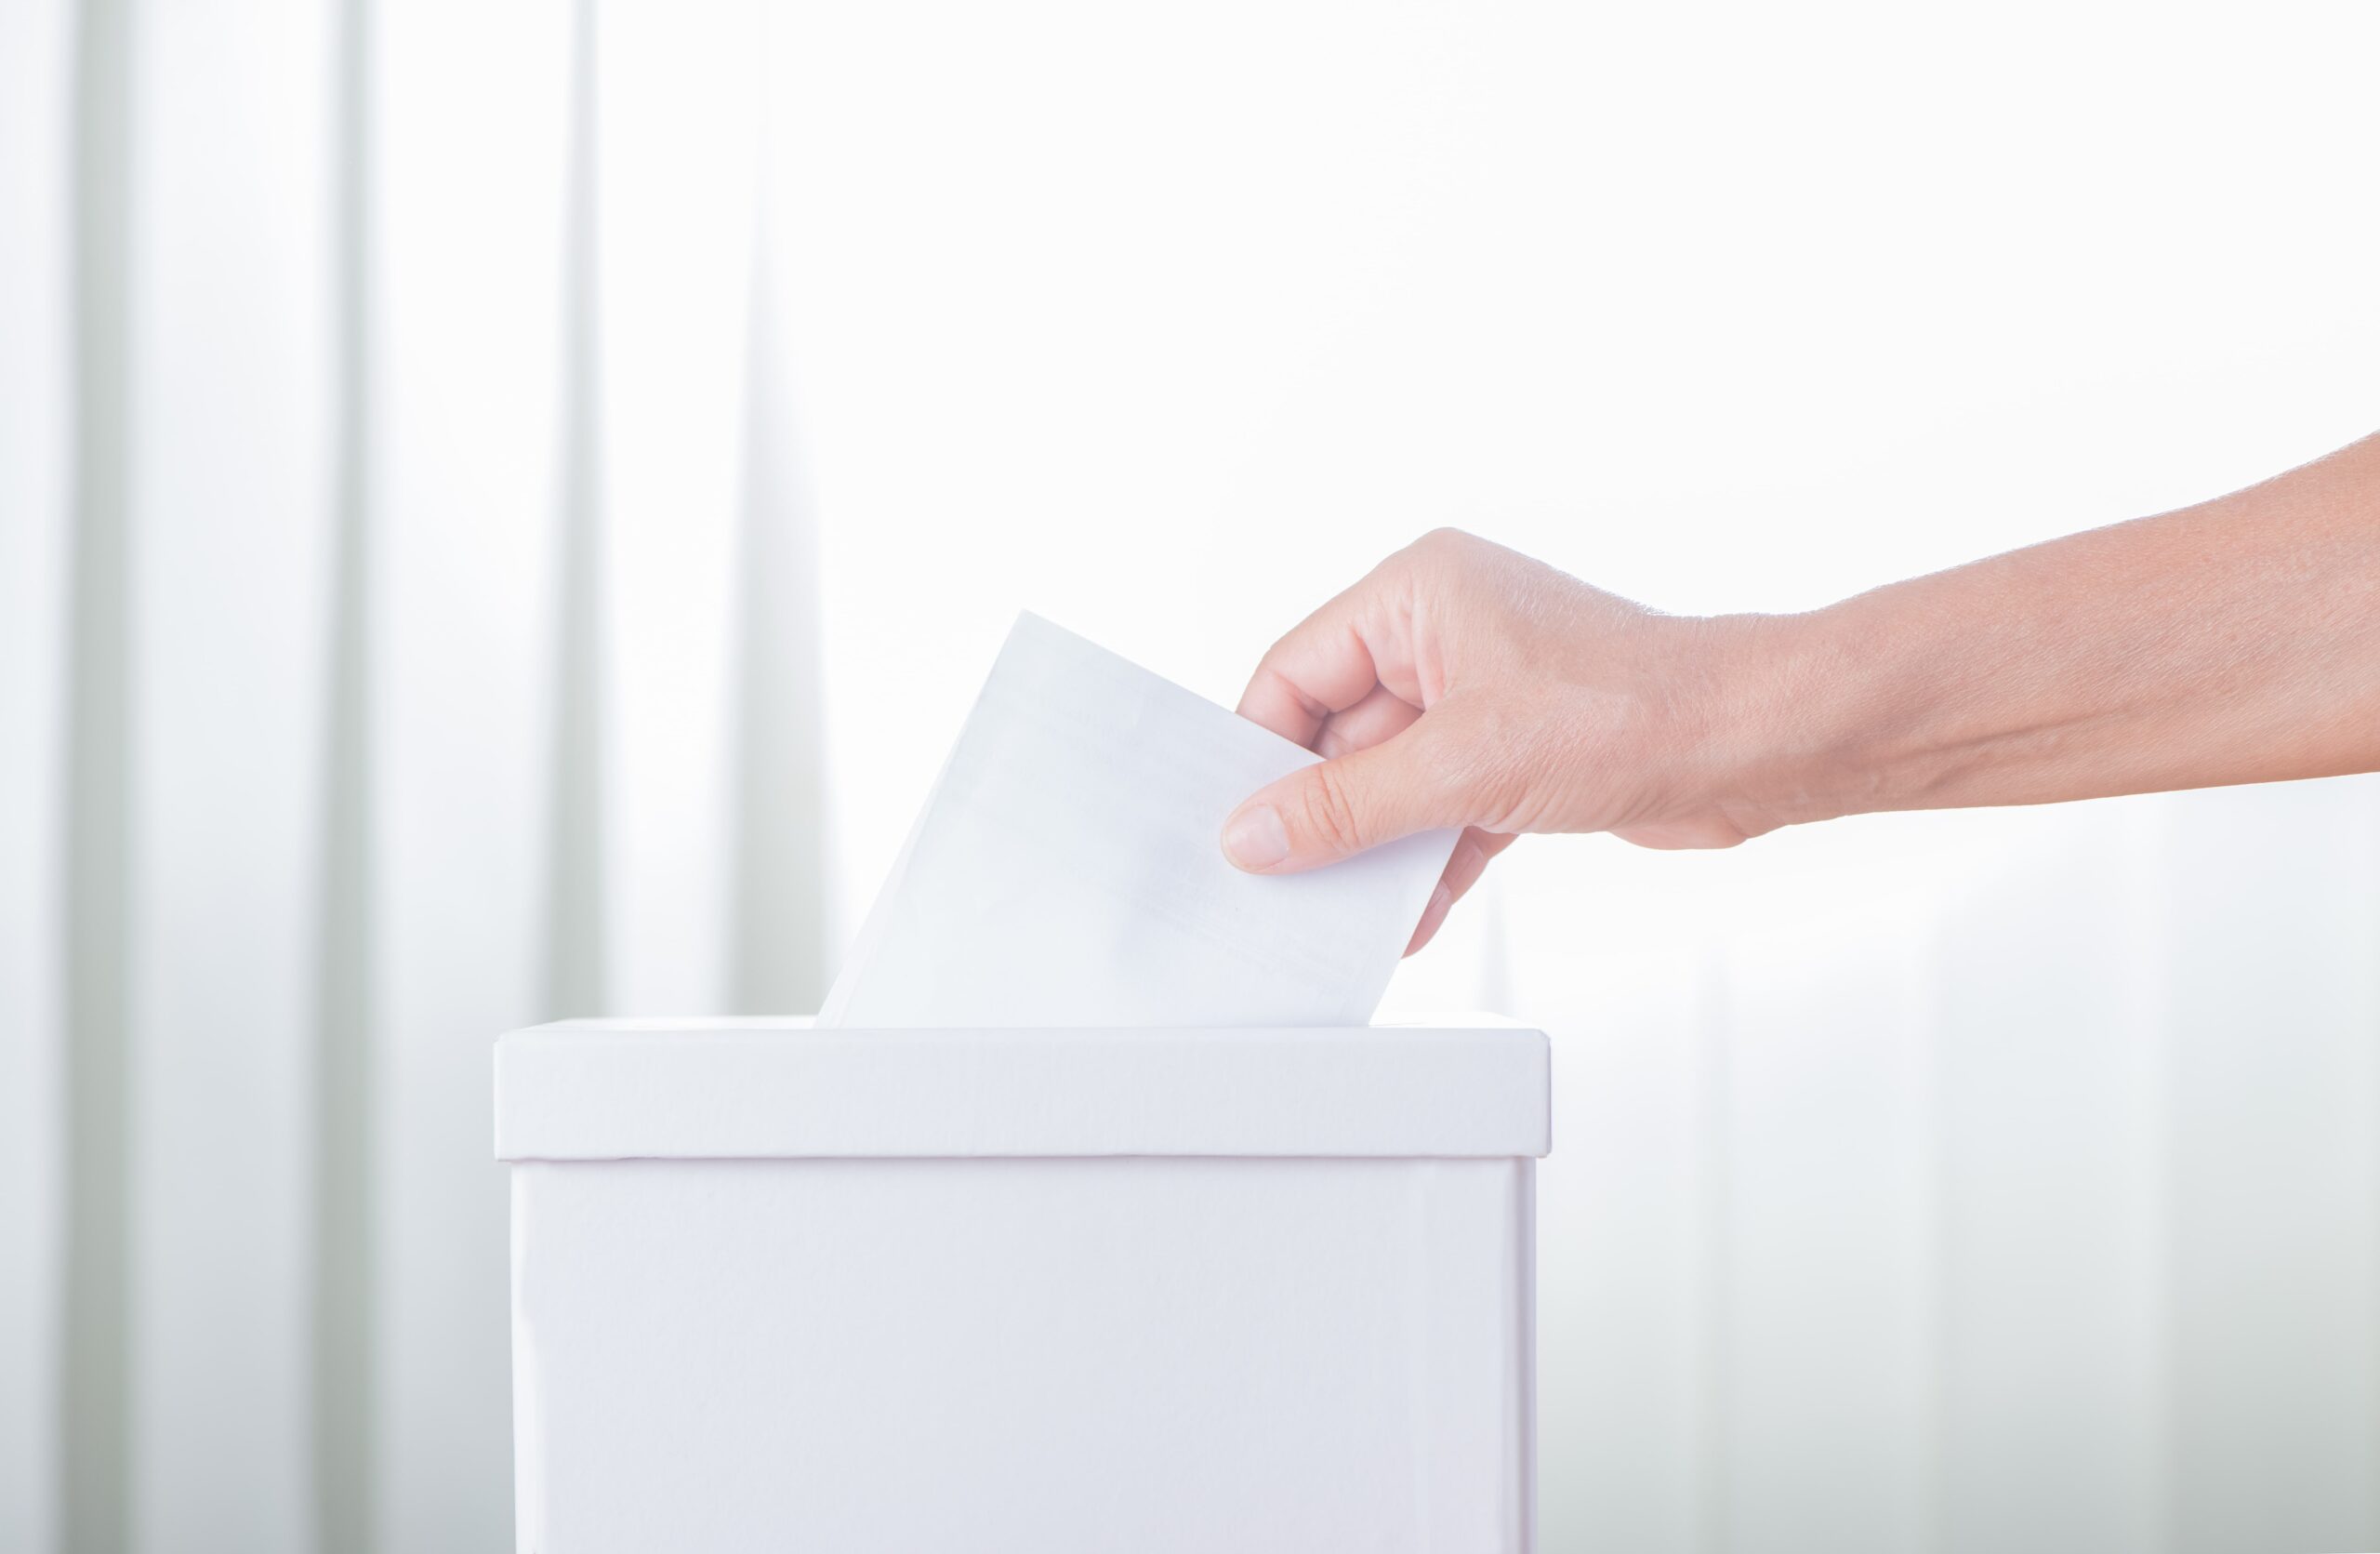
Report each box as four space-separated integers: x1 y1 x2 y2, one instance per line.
1 2 2375 1550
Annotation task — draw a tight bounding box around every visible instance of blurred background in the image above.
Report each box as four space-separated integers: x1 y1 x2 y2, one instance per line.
4 1 2378 1550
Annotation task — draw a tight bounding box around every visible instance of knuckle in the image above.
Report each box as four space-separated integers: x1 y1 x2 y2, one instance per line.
1408 525 1479 564
1296 764 1369 857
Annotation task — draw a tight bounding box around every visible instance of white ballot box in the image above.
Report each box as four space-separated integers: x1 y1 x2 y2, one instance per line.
497 1016 1550 1554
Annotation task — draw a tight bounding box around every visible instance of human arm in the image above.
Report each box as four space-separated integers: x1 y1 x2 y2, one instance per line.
1223 433 2380 952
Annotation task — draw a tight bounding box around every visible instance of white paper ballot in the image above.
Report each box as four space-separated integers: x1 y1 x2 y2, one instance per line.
820 613 1459 1029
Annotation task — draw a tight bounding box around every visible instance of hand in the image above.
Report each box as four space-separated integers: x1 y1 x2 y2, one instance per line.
1224 432 2380 956
1222 529 1795 954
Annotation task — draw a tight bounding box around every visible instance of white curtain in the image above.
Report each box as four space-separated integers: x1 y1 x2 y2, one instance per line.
2 3 2375 1552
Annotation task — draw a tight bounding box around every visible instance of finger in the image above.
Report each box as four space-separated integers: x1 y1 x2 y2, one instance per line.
1404 882 1456 960
1315 684 1421 759
1222 717 1464 874
1404 828 1516 955
1235 568 1425 749
1235 614 1379 749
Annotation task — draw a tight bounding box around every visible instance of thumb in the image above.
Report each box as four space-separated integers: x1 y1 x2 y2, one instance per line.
1221 722 1462 874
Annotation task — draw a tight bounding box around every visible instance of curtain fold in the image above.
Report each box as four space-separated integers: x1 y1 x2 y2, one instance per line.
0 2 75 1547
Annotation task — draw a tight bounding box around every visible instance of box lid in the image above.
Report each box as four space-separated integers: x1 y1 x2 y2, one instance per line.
494 1016 1549 1162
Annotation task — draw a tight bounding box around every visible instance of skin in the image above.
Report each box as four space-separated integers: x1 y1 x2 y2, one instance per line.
1221 432 2380 955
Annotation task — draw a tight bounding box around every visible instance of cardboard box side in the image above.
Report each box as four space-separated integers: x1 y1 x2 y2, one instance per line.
510 1155 1534 1552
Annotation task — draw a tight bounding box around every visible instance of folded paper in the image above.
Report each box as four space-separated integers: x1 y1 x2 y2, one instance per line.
820 613 1458 1029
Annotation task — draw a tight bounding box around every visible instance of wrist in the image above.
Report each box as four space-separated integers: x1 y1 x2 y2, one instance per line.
1698 602 1907 834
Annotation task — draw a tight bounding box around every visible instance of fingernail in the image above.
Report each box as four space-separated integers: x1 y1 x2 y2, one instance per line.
1222 804 1290 870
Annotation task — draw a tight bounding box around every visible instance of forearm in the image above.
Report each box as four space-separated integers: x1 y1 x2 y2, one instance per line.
1752 433 2380 826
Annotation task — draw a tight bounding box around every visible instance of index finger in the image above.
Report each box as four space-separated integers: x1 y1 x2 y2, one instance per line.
1236 574 1420 750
